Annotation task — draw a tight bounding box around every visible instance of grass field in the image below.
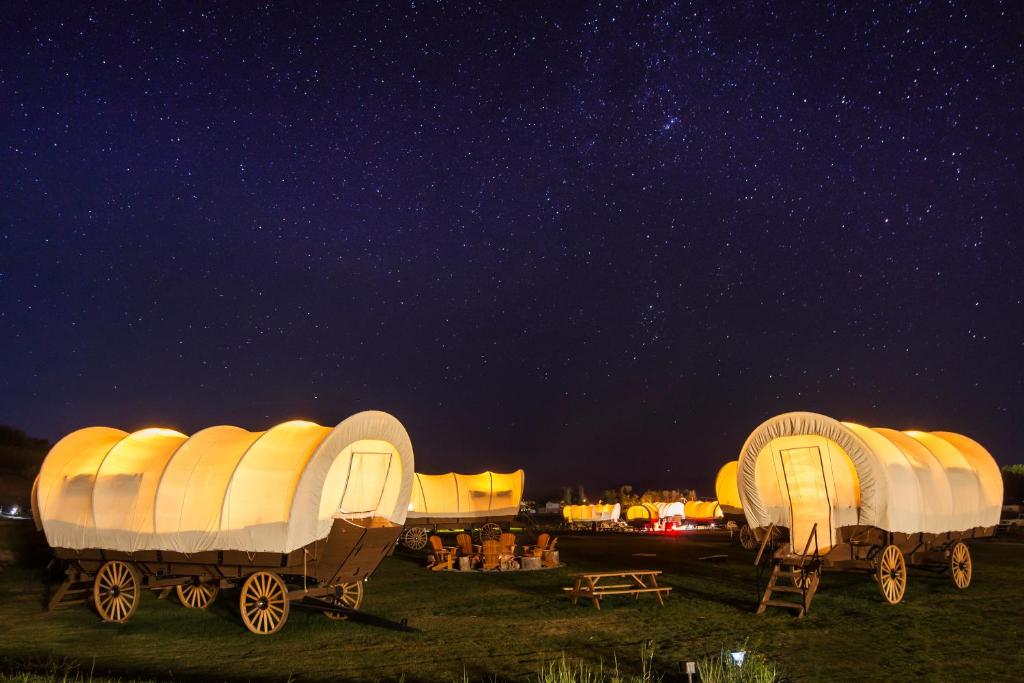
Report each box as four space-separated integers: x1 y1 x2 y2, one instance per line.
1 522 1022 682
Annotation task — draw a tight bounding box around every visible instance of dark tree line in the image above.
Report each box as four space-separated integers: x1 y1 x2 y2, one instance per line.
1004 465 1024 505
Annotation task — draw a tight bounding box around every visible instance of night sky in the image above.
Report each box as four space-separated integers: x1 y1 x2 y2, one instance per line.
2 3 1021 499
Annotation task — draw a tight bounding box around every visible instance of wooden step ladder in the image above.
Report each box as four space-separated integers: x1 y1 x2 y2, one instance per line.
754 523 821 618
47 569 93 611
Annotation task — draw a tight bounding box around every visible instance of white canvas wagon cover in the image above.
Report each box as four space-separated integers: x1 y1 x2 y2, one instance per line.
737 412 1002 546
32 411 414 555
407 469 524 519
654 501 685 518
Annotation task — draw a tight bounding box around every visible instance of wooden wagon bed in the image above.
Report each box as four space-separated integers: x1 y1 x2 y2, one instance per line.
48 520 402 633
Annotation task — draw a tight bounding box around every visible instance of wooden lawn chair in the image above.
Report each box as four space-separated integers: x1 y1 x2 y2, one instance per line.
481 539 500 570
455 533 480 567
522 533 550 558
499 532 517 556
427 535 455 571
498 532 520 570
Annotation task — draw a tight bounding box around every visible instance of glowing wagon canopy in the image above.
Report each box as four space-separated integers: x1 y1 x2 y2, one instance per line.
625 503 660 521
33 411 414 555
715 460 742 514
738 412 1002 548
407 469 524 520
563 503 620 523
684 500 723 522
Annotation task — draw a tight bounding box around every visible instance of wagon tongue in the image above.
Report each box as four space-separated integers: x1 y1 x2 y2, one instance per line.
296 596 417 632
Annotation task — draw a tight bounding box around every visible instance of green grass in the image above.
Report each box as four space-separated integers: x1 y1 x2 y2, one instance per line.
1 525 1022 681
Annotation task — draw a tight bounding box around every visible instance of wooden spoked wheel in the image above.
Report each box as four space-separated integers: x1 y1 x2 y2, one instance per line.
93 560 141 623
738 523 757 550
876 544 907 605
403 526 429 550
950 541 972 589
324 581 364 620
240 571 290 635
176 579 219 609
476 523 502 543
791 565 819 590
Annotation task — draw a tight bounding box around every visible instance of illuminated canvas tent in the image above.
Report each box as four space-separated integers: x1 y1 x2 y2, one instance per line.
655 502 685 519
33 411 414 555
684 500 723 522
563 503 620 523
715 461 743 515
407 470 524 522
737 412 1002 551
625 503 660 521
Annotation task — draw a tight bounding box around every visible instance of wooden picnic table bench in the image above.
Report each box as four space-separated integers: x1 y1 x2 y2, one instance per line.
563 570 670 609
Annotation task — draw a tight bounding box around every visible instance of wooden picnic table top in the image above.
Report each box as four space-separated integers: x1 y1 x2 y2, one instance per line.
568 570 662 579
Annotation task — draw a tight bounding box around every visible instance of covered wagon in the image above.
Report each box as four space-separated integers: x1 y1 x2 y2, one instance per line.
654 502 686 525
32 411 414 634
737 412 1001 616
400 469 524 549
562 503 621 530
625 503 660 525
715 460 758 548
683 500 723 524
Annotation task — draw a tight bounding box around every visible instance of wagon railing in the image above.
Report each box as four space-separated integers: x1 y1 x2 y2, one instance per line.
753 522 776 567
753 522 777 604
798 523 819 568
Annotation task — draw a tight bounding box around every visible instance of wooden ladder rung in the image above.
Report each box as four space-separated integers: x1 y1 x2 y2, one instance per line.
763 599 804 610
770 585 804 594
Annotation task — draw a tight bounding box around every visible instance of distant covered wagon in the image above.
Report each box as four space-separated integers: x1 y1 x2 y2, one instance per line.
683 500 723 524
400 469 524 549
716 460 757 548
32 411 414 634
737 412 1001 615
562 503 621 529
625 503 660 525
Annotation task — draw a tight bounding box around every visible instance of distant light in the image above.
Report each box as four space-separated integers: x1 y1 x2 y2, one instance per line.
9 505 19 516
730 651 746 667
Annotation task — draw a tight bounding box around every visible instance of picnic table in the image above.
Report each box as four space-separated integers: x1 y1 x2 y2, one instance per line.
564 570 670 609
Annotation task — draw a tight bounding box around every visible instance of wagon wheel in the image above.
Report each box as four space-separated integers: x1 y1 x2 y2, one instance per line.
93 560 141 623
324 581 364 621
476 523 502 543
738 523 757 550
790 565 819 590
402 526 429 550
876 544 907 605
949 541 972 589
176 578 219 609
240 571 290 635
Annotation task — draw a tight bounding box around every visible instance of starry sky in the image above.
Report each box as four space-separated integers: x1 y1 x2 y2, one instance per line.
1 2 1021 499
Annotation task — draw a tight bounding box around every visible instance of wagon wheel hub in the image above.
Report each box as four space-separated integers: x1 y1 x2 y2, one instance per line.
257 597 269 610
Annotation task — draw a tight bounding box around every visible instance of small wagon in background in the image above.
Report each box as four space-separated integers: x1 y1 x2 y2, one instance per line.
625 503 660 528
32 411 414 634
400 469 524 549
682 500 723 525
562 503 623 530
736 411 1002 617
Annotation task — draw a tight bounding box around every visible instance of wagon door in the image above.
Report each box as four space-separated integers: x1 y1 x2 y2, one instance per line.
776 445 837 553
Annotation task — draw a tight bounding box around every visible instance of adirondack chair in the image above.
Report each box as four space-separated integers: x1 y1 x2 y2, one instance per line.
427 535 454 571
481 539 501 570
499 532 517 556
455 533 480 568
522 533 550 558
497 532 519 570
542 536 559 567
